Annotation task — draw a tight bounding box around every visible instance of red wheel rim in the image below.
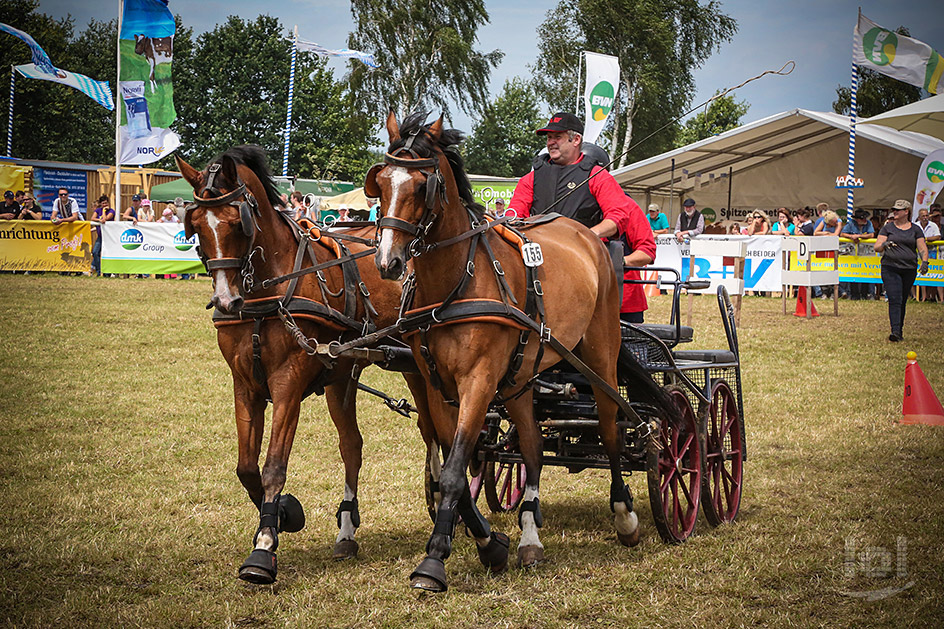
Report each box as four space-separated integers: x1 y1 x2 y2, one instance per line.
704 380 743 524
658 389 702 541
492 461 526 510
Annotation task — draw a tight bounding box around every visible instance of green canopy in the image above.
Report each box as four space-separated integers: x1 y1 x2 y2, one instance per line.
150 177 355 202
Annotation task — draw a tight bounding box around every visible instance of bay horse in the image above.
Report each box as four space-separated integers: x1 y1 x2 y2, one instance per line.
175 146 440 584
368 112 666 592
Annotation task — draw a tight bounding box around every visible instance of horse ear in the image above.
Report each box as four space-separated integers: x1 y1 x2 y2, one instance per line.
385 109 400 143
219 154 240 188
176 155 203 191
364 163 384 199
427 115 444 141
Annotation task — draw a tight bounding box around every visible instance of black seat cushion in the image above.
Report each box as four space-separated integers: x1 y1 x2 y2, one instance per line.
671 349 737 364
633 323 694 343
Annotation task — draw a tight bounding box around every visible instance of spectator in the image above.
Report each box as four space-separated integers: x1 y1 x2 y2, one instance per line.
289 191 307 221
90 195 115 276
137 198 155 222
916 207 941 241
338 205 351 222
746 210 771 235
813 202 829 232
122 194 142 223
874 199 929 342
158 205 180 223
926 205 944 303
14 190 25 205
814 210 843 236
794 207 814 235
51 188 82 224
15 195 42 220
842 209 875 300
771 208 795 234
674 198 704 242
493 197 507 216
647 203 671 234
0 190 19 219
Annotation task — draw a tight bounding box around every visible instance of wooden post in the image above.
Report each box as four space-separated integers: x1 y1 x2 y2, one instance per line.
833 251 840 315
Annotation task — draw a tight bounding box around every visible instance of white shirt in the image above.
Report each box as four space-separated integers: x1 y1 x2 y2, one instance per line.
920 220 940 240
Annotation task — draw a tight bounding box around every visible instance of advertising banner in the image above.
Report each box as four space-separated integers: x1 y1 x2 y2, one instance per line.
582 52 620 145
33 167 88 219
101 222 202 274
854 12 944 94
0 220 92 272
911 148 944 220
119 0 181 165
471 182 518 213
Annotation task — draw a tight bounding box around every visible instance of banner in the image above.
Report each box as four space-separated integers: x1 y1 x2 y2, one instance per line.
296 39 378 68
853 12 944 94
0 22 114 109
471 182 518 213
101 221 202 274
33 168 87 220
912 148 944 219
119 0 180 165
0 220 91 272
582 52 619 144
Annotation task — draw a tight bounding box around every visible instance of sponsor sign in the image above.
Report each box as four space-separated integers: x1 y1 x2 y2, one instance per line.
101 222 202 273
912 149 944 220
582 51 620 144
0 220 92 272
471 182 517 212
33 167 87 220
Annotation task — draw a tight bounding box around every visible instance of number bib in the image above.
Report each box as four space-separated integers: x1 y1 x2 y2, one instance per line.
521 242 544 267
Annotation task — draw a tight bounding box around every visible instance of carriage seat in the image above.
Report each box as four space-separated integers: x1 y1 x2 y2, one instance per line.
632 323 694 343
671 349 737 364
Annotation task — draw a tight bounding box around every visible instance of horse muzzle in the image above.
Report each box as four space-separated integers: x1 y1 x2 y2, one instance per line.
376 248 405 281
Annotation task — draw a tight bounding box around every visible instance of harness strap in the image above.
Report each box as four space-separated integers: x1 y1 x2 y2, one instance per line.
251 317 271 400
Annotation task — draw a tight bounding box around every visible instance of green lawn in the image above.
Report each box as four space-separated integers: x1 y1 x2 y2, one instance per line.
1 275 942 627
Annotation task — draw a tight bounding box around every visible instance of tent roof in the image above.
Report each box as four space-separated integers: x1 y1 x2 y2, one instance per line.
859 93 944 141
612 108 944 196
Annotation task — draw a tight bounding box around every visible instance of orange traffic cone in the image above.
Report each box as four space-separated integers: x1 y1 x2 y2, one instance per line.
901 351 944 426
793 286 819 317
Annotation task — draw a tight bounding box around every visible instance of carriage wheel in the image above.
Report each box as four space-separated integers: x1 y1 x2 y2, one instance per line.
483 421 526 513
701 379 743 526
424 448 486 523
647 387 704 543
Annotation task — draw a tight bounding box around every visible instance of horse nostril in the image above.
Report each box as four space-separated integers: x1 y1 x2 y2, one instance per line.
388 257 403 278
230 296 244 312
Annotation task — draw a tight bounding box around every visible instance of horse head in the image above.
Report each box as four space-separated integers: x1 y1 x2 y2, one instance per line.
176 147 275 314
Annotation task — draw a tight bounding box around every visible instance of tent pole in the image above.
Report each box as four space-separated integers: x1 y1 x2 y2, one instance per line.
575 51 583 116
727 166 732 215
669 158 675 218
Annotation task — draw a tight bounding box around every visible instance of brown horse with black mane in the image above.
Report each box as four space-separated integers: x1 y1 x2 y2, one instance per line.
175 146 439 585
367 112 666 592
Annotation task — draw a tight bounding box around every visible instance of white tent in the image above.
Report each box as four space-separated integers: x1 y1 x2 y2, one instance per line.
612 109 944 223
859 94 944 141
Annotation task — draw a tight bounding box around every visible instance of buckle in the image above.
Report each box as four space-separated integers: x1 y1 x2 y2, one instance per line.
493 260 504 276
358 281 370 297
466 260 475 277
533 279 544 296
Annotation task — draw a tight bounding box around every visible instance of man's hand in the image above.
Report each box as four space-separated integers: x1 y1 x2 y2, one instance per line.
675 231 686 242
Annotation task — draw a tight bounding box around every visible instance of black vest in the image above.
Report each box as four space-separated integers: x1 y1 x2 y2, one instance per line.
531 155 603 228
679 209 701 232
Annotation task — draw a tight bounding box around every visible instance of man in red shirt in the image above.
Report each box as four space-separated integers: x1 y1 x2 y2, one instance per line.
507 112 655 321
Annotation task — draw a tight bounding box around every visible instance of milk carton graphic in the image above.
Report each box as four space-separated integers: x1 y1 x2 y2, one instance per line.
122 82 151 139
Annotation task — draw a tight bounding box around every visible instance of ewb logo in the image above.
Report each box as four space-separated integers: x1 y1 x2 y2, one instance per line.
863 27 897 66
841 536 914 601
926 160 944 184
120 228 144 250
589 81 614 121
174 230 196 251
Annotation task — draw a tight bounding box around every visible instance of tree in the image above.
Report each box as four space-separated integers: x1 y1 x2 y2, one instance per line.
346 0 503 123
464 78 546 177
677 92 748 146
532 0 737 167
172 15 373 180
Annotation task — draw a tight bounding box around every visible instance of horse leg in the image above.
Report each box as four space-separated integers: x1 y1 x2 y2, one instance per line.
233 381 267 507
404 373 442 518
410 390 500 592
238 373 306 584
502 391 545 566
324 376 363 560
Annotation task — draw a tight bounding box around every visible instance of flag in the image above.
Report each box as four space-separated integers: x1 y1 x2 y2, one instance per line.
912 148 944 219
853 12 944 95
118 0 180 164
1 22 114 109
582 52 619 144
296 39 378 68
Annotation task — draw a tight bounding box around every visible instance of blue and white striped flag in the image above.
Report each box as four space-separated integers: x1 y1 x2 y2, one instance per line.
1 22 114 110
296 39 378 68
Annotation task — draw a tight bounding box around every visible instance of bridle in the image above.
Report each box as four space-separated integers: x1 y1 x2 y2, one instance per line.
184 162 262 287
373 129 447 258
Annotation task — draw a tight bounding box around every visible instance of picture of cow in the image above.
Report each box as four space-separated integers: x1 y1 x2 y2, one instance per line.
133 34 173 93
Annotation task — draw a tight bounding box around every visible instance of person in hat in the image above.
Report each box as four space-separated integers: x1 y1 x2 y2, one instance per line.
158 205 179 223
0 190 20 219
507 111 634 238
874 199 930 341
122 194 143 224
841 209 875 300
674 198 704 242
493 197 507 216
647 203 670 234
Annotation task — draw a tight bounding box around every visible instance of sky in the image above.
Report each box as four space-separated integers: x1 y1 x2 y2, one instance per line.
32 0 944 142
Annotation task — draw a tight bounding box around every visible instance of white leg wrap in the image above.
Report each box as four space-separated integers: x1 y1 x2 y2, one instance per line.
517 485 543 550
336 484 357 543
613 501 639 537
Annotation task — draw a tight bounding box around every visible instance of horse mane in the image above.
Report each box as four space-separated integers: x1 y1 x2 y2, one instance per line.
390 112 484 219
211 145 282 209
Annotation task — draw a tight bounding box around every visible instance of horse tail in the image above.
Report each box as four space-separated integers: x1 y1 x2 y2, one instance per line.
617 342 681 428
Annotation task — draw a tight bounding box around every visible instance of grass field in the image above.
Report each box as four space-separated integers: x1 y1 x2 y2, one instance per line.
1 275 943 628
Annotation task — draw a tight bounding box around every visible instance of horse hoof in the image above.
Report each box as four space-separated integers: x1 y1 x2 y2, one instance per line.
409 556 447 593
517 545 544 568
477 531 510 574
238 549 277 584
333 539 359 560
278 494 306 533
617 527 641 548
